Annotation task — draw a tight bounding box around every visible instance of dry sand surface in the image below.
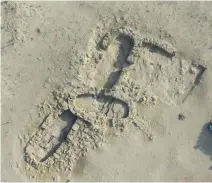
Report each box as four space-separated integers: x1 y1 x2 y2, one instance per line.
1 1 212 182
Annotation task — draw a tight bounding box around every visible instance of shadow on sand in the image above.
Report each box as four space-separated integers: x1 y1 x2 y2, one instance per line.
194 122 212 170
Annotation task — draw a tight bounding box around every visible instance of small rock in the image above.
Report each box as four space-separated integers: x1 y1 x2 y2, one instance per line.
101 34 110 50
52 175 60 182
37 28 41 33
126 55 134 65
178 113 185 120
208 123 212 131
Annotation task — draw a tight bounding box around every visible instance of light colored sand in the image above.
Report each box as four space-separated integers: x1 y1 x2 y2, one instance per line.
1 1 212 182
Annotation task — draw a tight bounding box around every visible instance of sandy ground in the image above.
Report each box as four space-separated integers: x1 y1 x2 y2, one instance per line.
1 1 212 182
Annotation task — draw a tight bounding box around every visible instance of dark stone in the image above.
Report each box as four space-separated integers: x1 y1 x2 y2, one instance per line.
178 113 185 120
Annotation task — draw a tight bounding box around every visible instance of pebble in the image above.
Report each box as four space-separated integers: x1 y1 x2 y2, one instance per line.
208 123 212 131
101 34 110 50
52 175 60 182
126 55 134 64
178 113 185 120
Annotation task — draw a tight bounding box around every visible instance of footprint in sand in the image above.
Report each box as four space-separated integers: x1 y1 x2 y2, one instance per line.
24 30 136 178
71 32 134 124
24 26 206 180
25 110 77 164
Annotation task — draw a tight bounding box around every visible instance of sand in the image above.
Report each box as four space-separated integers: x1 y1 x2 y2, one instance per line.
1 1 212 182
